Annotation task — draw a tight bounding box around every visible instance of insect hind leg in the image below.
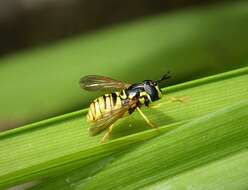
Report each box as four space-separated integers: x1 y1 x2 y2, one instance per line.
100 124 115 143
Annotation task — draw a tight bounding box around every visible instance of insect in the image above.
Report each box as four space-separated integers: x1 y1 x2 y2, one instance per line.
79 73 170 143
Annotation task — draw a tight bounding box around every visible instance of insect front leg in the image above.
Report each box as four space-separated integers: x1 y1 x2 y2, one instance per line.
167 96 189 103
136 107 158 130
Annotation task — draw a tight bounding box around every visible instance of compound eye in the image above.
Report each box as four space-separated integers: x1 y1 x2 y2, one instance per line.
144 83 154 95
144 83 159 101
144 80 153 86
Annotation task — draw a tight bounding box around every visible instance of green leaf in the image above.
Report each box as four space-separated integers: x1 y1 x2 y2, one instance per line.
146 147 248 190
0 66 247 189
76 101 248 190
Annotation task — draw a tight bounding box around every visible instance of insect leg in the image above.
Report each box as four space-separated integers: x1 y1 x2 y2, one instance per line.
100 124 115 143
167 96 189 103
136 107 157 129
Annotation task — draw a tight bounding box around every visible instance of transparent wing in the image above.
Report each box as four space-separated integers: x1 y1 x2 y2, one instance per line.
80 75 131 92
88 99 138 136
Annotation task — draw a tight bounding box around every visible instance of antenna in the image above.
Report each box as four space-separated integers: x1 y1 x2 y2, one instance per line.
156 71 171 84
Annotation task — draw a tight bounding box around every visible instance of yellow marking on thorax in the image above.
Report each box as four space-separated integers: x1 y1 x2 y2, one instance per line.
139 91 148 105
140 91 147 97
139 96 145 104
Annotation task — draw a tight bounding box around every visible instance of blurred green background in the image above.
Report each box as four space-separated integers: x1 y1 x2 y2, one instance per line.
0 0 247 131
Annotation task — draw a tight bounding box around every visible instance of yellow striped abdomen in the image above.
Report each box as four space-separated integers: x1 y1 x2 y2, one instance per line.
87 92 123 122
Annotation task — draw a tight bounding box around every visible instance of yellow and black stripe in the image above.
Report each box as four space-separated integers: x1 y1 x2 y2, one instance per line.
87 91 126 122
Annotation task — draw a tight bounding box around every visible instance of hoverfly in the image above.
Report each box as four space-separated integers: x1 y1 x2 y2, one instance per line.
79 73 170 143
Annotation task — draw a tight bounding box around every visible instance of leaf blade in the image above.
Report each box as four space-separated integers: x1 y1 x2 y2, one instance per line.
0 67 247 189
